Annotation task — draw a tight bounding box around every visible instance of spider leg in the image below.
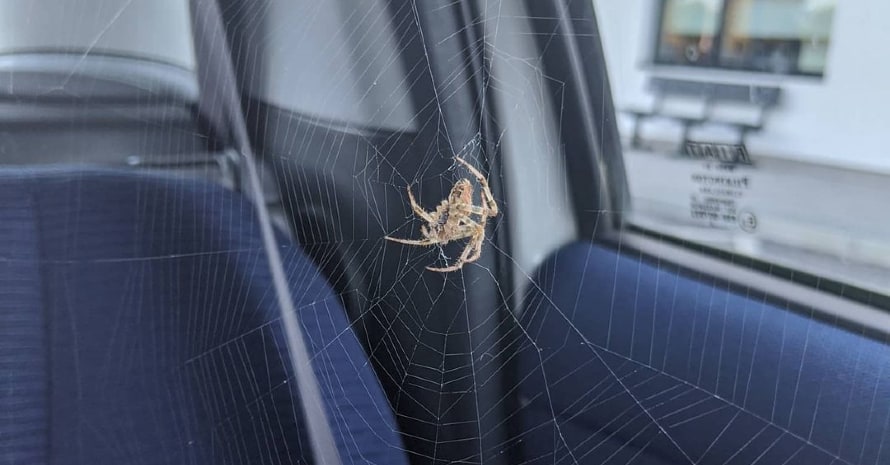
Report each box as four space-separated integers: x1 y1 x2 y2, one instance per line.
447 203 486 221
449 224 480 241
387 222 474 250
455 157 498 217
425 225 485 272
464 233 484 264
454 205 486 217
406 185 437 223
454 156 486 182
463 217 490 265
426 263 464 273
479 184 498 217
426 238 476 272
384 235 440 246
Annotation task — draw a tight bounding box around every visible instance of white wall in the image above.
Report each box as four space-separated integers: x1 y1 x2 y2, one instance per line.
594 0 890 172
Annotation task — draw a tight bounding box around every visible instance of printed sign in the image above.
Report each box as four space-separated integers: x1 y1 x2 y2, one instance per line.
686 141 756 231
684 141 752 166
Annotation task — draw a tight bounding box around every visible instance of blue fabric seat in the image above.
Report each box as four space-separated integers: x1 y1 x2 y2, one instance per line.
0 168 407 465
518 242 890 465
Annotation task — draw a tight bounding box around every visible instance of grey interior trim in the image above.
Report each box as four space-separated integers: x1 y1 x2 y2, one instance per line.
230 0 416 132
0 0 194 70
618 231 890 336
0 53 198 102
488 0 578 301
0 102 195 124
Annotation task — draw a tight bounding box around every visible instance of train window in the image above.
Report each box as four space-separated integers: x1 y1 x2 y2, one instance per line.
655 0 722 67
596 0 890 299
655 0 836 76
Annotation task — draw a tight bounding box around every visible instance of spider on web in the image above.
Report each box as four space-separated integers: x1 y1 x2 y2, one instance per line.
385 157 499 272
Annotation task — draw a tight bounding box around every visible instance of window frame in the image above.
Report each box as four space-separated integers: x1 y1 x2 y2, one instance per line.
532 0 890 333
651 0 830 78
619 224 890 314
524 0 629 240
607 228 890 338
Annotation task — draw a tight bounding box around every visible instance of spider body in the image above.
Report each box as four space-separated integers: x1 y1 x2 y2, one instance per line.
386 157 498 272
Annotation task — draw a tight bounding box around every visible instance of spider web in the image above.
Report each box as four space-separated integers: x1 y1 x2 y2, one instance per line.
2 1 890 465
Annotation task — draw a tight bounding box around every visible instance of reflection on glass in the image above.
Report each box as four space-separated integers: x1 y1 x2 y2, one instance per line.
720 0 835 75
655 0 835 75
657 0 722 66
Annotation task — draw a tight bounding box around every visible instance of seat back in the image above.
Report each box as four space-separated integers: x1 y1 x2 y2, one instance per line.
518 242 890 464
0 169 408 464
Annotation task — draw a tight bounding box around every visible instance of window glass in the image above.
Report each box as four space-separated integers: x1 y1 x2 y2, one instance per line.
656 0 723 66
655 0 836 76
719 0 835 75
596 0 890 296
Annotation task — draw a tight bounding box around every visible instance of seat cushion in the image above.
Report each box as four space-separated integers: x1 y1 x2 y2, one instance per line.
0 168 407 465
517 241 890 465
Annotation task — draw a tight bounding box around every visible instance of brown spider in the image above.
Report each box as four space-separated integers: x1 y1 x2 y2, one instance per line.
385 157 499 272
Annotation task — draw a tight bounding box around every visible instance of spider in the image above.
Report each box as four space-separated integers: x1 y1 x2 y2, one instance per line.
385 157 499 272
